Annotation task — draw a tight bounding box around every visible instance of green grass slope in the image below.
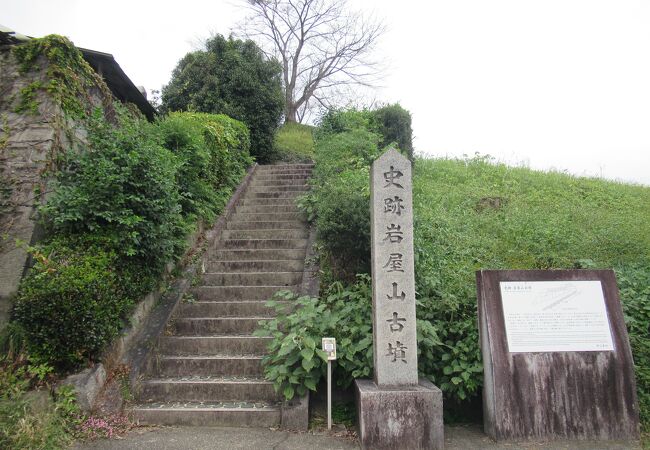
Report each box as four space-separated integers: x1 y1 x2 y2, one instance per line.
274 122 315 162
412 155 650 426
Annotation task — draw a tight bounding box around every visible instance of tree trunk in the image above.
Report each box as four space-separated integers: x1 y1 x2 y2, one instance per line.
285 103 298 124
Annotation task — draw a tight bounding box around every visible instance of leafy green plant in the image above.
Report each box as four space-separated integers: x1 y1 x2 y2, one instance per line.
255 291 331 400
0 355 78 450
42 108 185 268
12 241 134 370
374 103 414 161
158 112 252 222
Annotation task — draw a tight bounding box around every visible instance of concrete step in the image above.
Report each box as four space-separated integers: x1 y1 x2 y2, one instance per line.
172 317 270 335
131 401 281 427
158 335 271 356
190 285 296 301
210 249 306 261
255 166 314 176
217 238 307 249
139 377 278 403
249 179 310 187
200 272 302 286
235 204 301 214
154 357 263 377
226 221 305 230
257 164 314 170
220 229 308 240
253 185 310 193
254 175 310 182
238 197 298 206
176 300 285 318
244 191 302 199
206 259 304 272
229 212 305 222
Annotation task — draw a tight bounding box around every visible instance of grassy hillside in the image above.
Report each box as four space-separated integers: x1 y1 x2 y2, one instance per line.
274 122 315 162
412 155 650 424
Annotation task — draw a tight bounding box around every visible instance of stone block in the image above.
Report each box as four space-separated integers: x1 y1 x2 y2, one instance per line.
61 363 107 413
280 393 309 431
355 378 444 450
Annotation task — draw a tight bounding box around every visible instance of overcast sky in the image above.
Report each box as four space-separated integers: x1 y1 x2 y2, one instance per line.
4 0 650 185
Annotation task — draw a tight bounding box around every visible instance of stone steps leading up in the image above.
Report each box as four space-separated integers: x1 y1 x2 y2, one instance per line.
206 259 305 272
133 164 312 427
133 402 282 427
140 377 277 403
176 300 288 317
158 335 271 356
152 356 264 377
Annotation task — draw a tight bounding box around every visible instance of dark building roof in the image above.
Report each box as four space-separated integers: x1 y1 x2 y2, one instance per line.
0 25 156 121
79 48 156 121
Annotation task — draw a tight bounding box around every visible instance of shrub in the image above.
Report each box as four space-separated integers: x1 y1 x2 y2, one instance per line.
158 112 252 222
42 108 185 271
255 291 332 400
305 127 382 275
257 275 443 399
12 241 134 370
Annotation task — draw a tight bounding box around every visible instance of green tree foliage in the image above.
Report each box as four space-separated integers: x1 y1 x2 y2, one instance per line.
374 103 413 160
161 34 284 162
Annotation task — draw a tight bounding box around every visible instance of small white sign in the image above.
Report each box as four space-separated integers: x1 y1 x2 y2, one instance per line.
322 337 337 360
500 280 614 353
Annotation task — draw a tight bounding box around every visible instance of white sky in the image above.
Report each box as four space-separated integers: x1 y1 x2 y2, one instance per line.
3 0 650 185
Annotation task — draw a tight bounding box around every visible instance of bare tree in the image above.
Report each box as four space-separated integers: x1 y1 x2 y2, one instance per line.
239 0 385 123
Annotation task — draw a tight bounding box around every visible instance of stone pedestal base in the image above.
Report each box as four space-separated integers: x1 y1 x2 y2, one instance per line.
355 378 444 450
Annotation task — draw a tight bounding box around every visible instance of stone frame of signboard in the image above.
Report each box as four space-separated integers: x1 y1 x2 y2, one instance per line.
476 269 639 441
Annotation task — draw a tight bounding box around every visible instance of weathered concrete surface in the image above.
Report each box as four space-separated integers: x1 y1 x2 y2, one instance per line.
477 269 639 441
60 364 107 413
355 378 444 450
0 50 56 331
72 423 642 450
370 148 418 386
281 392 309 430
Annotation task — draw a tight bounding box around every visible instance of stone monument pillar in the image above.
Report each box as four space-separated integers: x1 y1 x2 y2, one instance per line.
355 148 444 450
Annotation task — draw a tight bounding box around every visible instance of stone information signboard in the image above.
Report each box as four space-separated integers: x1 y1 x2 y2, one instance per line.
500 280 614 352
355 148 443 450
477 269 639 441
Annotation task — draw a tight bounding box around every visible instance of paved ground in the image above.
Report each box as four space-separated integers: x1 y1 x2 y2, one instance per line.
74 424 641 450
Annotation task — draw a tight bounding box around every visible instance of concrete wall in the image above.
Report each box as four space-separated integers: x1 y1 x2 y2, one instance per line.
0 48 59 331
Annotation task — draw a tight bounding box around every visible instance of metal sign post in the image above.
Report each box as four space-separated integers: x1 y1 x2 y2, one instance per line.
322 337 337 430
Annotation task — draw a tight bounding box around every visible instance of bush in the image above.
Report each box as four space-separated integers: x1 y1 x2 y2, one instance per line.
305 127 382 275
161 35 284 163
12 241 136 370
42 108 185 271
257 275 443 400
158 112 252 222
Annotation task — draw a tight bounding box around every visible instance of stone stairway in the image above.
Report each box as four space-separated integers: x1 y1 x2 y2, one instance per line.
132 164 313 427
